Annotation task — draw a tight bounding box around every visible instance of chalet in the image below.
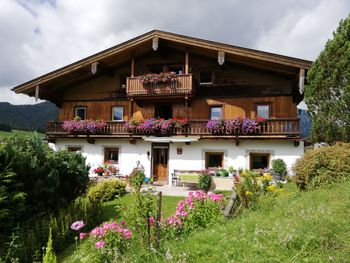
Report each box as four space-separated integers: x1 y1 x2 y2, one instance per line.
12 30 312 185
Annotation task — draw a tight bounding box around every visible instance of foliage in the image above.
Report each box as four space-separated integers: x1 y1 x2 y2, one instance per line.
293 142 350 190
125 118 188 134
220 169 229 177
163 191 225 238
43 228 57 263
271 159 287 177
304 14 350 143
62 117 107 133
197 170 212 192
228 166 235 174
87 179 126 203
127 164 146 191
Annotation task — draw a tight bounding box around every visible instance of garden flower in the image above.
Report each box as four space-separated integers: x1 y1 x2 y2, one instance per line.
79 232 87 240
70 220 85 231
123 229 132 239
149 217 156 225
180 211 188 217
95 240 105 249
90 226 106 237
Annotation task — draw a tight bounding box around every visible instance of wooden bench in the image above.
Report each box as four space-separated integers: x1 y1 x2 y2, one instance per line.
171 170 202 187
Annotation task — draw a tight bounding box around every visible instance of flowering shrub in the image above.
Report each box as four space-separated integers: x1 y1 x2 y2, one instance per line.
206 119 224 133
125 118 188 134
139 72 177 85
93 166 104 174
89 221 132 260
164 191 225 238
206 118 265 134
62 117 107 133
127 163 146 191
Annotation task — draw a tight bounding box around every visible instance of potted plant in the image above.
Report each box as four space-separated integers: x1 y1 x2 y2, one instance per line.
271 159 287 181
228 166 235 177
93 166 104 176
220 168 229 177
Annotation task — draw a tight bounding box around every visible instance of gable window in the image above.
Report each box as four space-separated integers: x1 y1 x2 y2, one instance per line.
205 152 224 168
75 106 87 120
210 106 222 120
256 104 270 119
104 147 119 163
67 146 82 153
112 107 124 121
199 71 213 84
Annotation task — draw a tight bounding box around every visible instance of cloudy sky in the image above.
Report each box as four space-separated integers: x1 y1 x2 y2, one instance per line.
1 0 349 105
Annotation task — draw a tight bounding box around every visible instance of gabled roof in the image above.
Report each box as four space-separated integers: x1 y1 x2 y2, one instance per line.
12 29 312 95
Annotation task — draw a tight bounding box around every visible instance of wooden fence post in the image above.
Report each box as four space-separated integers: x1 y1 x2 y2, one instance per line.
155 191 162 249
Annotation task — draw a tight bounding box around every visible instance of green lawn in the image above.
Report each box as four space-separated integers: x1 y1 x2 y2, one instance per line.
0 130 44 140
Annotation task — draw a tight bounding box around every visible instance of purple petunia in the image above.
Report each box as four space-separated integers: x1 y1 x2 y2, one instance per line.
70 220 85 231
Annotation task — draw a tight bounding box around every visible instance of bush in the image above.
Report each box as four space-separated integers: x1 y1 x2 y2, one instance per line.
220 169 229 177
293 143 350 190
87 179 126 203
128 167 145 191
197 171 212 192
271 159 287 178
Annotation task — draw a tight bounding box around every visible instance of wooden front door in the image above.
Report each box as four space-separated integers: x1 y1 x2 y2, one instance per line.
152 144 169 183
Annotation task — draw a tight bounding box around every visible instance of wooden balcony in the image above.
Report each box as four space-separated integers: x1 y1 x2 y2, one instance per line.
126 74 193 97
46 119 300 142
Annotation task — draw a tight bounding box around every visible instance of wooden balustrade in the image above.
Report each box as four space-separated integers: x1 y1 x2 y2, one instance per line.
126 74 193 96
46 119 300 138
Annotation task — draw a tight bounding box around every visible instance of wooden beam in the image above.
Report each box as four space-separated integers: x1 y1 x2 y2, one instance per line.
131 57 135 77
299 68 305 94
185 51 189 74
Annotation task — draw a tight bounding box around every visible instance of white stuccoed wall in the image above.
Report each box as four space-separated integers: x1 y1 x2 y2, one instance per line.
49 138 304 185
50 139 152 178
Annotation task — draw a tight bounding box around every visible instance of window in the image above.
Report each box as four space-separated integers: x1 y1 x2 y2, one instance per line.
75 106 87 120
250 153 270 170
112 107 124 121
256 104 270 119
210 106 222 120
104 147 119 163
199 71 213 84
205 152 224 168
67 146 82 153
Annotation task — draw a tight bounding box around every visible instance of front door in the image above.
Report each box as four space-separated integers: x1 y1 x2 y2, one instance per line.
152 143 169 183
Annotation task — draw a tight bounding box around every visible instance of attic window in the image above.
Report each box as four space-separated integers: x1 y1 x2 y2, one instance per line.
200 71 213 84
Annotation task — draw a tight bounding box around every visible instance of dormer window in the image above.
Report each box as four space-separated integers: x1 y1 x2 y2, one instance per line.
75 106 87 120
200 71 213 84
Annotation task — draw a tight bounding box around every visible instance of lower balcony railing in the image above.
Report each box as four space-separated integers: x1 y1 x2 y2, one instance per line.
46 119 300 138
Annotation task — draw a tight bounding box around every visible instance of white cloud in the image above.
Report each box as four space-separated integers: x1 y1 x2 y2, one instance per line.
1 0 349 104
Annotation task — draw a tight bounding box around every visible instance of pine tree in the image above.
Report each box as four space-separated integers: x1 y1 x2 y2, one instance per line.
43 227 57 263
305 14 350 144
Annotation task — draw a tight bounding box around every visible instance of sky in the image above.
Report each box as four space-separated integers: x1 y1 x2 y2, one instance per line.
0 0 349 105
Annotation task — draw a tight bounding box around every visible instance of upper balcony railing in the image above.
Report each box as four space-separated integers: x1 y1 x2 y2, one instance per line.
126 74 193 97
46 118 300 138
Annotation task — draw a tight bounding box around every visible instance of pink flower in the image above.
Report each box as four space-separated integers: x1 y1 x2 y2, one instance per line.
167 216 176 225
79 232 87 240
149 217 156 225
121 220 126 226
103 222 118 230
95 240 105 248
176 219 183 226
70 220 85 231
180 211 188 217
90 226 106 237
123 229 132 239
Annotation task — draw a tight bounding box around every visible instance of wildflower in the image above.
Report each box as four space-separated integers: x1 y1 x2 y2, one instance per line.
79 232 87 240
245 191 253 196
266 185 276 192
95 240 105 249
70 220 85 231
149 217 156 225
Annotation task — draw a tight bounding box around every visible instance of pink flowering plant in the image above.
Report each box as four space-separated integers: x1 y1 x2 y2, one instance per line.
125 118 188 134
206 117 265 135
163 191 225 239
139 72 177 85
62 117 107 133
88 221 132 260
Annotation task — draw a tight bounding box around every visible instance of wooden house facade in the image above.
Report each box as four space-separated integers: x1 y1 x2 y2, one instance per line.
13 30 312 184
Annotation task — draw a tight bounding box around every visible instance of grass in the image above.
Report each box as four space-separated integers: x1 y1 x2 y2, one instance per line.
59 182 350 262
0 130 44 140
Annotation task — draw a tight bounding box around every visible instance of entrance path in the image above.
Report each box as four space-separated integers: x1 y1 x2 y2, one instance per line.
153 185 193 197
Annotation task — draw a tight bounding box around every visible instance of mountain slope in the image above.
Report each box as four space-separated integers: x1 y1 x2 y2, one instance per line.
0 102 58 132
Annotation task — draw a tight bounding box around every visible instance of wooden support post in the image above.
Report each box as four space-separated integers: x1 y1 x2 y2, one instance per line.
155 191 162 249
299 68 305 94
131 57 135 77
129 97 134 119
185 51 189 74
